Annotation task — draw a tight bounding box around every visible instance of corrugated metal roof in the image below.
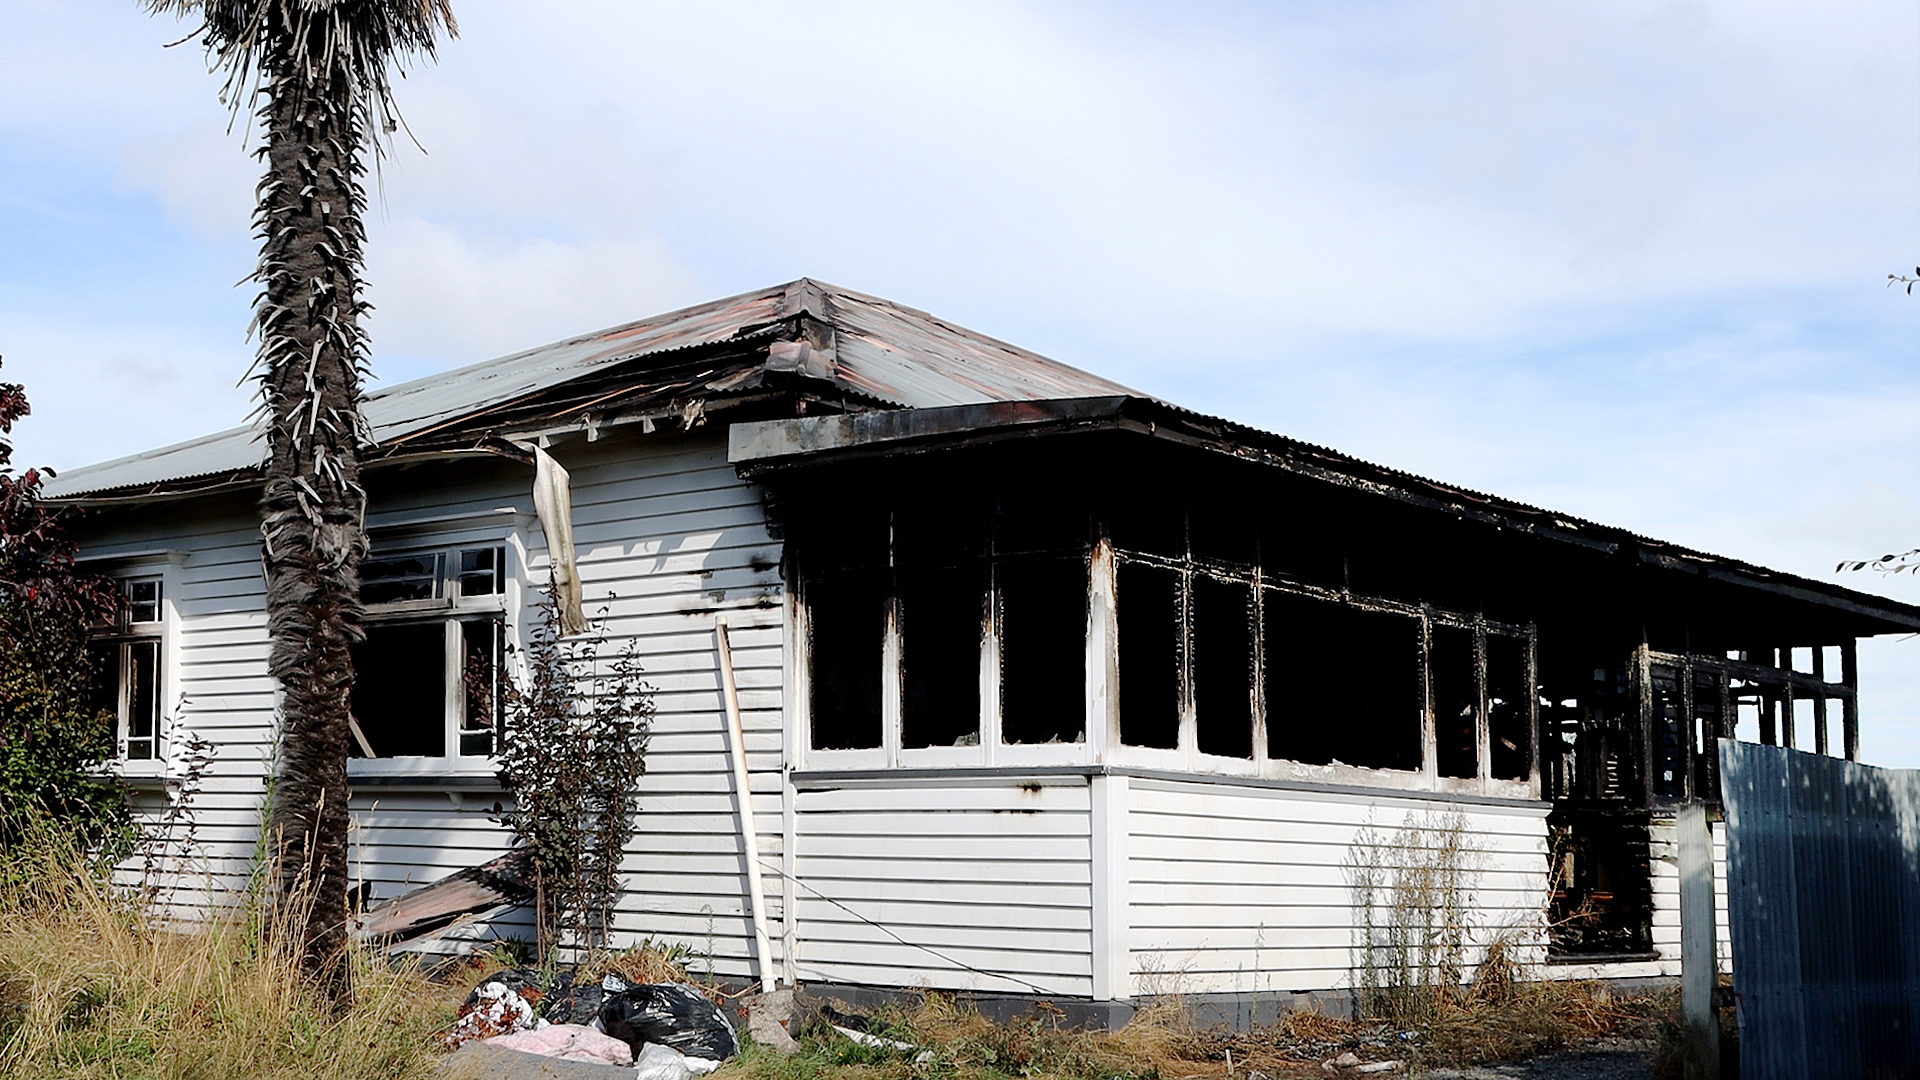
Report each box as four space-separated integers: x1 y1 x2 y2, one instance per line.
45 279 1140 499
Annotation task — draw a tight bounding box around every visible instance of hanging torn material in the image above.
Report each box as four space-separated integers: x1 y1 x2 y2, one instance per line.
532 444 588 635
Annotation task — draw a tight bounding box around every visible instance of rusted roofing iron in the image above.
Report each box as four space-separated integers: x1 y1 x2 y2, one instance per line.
45 279 1140 500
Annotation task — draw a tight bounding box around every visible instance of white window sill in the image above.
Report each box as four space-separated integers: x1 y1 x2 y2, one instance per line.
347 759 501 789
94 760 168 787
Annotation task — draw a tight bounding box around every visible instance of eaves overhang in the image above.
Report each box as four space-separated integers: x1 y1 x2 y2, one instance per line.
729 397 1920 635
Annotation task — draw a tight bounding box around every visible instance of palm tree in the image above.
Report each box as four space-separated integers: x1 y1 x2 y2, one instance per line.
146 0 456 991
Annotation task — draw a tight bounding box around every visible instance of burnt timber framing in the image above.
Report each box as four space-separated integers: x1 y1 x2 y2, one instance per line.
733 395 1920 959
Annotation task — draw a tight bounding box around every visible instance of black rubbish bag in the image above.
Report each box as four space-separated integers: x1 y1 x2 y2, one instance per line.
544 974 618 1027
600 983 738 1061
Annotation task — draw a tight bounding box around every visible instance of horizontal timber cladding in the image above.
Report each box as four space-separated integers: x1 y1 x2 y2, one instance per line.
81 489 282 910
791 777 1096 998
344 431 792 977
81 430 793 982
1125 777 1551 998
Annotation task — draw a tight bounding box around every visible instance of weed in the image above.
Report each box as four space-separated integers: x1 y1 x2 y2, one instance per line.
0 825 466 1080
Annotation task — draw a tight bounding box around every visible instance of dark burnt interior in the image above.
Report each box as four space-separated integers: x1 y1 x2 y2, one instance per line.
760 418 1909 958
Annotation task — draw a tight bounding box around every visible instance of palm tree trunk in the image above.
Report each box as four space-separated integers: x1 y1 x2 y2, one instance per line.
255 55 372 995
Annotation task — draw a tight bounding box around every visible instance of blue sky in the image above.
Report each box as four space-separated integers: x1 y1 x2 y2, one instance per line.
5 1 1918 761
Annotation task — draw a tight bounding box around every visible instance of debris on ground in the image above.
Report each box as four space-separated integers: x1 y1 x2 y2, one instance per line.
484 1023 634 1066
632 1041 724 1080
599 980 738 1063
441 971 547 1049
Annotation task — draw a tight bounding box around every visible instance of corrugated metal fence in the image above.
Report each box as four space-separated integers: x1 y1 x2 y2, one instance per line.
1719 739 1920 1079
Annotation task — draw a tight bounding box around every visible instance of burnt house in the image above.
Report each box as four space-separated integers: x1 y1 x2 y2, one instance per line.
53 280 1920 1011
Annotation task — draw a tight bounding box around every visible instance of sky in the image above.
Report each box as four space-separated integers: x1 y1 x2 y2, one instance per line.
3 1 1918 762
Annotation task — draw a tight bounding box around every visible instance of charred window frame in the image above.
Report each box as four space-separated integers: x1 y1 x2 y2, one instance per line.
801 492 1091 762
89 576 167 763
349 544 509 764
1111 509 1537 785
1650 644 1856 804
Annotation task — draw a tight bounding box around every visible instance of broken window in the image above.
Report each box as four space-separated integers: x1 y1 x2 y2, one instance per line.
999 558 1086 744
1262 593 1425 772
1487 633 1530 781
900 565 983 749
351 545 508 761
807 570 886 751
1117 561 1180 750
1548 808 1653 957
1192 575 1253 759
89 576 165 761
1431 624 1478 779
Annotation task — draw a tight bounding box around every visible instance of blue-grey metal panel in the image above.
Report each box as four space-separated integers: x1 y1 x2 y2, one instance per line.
1720 739 1920 1079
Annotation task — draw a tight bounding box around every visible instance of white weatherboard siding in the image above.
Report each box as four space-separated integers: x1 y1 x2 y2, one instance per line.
83 490 276 913
1126 779 1551 999
86 430 794 984
358 431 791 978
791 777 1095 998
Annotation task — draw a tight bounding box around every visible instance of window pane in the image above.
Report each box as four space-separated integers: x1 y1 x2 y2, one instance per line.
88 643 120 728
999 557 1087 745
459 618 503 757
126 640 159 759
351 622 447 757
458 547 505 598
1488 633 1530 781
362 552 443 605
1432 624 1478 779
1192 576 1253 759
1265 593 1422 771
1118 562 1180 749
126 579 162 624
808 572 885 750
901 566 983 749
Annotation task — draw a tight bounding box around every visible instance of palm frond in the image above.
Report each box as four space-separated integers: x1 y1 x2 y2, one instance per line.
145 0 456 126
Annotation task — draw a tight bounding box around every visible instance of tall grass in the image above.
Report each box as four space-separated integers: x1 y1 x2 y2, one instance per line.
0 822 465 1080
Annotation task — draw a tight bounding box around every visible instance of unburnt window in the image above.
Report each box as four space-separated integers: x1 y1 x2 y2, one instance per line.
90 576 165 761
350 545 507 761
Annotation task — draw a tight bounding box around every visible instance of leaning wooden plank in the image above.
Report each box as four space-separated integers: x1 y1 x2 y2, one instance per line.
354 849 534 944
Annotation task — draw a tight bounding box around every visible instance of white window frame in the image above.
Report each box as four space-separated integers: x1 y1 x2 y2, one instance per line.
88 566 177 778
348 540 516 777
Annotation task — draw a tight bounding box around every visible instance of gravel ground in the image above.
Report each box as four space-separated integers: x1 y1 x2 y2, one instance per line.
1418 1035 1653 1080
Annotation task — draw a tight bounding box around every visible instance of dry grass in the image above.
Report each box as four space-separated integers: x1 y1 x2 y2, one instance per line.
720 979 1637 1080
0 833 467 1080
585 938 694 986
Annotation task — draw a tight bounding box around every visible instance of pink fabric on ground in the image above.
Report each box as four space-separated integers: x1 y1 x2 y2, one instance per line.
485 1023 635 1066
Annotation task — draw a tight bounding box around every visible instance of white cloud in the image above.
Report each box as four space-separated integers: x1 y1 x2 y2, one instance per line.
6 0 1920 760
